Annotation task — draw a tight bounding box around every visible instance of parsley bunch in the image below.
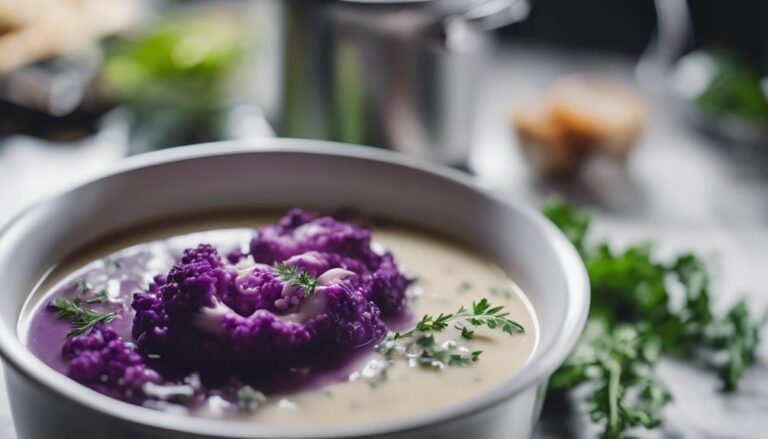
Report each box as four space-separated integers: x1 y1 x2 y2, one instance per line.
544 199 763 438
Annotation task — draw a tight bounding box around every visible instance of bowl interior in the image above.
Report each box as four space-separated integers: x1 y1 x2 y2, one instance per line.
0 140 588 437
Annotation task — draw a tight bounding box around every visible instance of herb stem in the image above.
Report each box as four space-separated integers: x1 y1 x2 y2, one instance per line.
607 360 621 437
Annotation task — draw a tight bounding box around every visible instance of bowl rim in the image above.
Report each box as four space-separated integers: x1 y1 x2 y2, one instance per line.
0 138 589 438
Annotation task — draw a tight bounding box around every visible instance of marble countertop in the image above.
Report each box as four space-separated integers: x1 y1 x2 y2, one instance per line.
1 43 766 438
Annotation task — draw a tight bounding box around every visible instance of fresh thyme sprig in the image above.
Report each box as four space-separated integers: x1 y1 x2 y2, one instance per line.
543 199 764 438
378 299 524 370
272 262 319 298
397 298 525 340
51 298 118 337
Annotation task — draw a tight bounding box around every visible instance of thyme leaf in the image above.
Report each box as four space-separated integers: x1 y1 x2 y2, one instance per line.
398 298 524 340
51 298 117 337
272 262 319 298
379 300 524 371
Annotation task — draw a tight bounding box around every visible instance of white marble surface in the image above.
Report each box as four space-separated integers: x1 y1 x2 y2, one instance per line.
1 43 767 438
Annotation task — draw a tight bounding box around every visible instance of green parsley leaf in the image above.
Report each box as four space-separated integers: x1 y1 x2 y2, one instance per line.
543 198 764 437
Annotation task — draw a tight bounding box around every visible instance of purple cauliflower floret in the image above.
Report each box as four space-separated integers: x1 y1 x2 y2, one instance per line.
63 324 160 402
369 253 411 315
249 211 378 268
162 244 231 314
221 267 286 316
247 210 411 316
129 210 410 381
320 283 387 347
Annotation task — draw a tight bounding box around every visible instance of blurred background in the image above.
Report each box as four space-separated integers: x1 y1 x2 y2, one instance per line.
1 0 767 226
1 0 767 437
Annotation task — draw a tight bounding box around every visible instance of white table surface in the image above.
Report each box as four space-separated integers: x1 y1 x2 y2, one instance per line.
1 43 767 438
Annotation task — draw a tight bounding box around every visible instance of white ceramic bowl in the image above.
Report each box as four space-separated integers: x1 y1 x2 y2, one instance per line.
0 139 588 439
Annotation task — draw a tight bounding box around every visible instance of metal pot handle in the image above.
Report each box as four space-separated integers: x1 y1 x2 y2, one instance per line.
459 0 530 31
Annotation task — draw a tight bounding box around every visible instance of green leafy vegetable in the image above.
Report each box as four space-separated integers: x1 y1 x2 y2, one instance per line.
543 199 763 438
51 298 118 337
272 262 319 298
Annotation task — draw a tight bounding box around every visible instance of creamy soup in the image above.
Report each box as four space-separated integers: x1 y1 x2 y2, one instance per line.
22 211 538 426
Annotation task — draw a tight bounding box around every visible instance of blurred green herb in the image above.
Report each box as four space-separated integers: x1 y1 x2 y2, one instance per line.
550 321 670 437
236 386 266 412
544 199 763 438
696 49 768 126
100 12 245 150
74 279 92 294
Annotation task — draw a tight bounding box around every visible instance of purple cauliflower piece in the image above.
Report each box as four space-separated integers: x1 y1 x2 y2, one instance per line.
248 211 378 269
129 211 409 382
63 324 160 402
247 210 410 316
132 243 393 379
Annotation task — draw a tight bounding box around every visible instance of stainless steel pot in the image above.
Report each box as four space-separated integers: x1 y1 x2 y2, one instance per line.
0 139 588 439
277 0 529 165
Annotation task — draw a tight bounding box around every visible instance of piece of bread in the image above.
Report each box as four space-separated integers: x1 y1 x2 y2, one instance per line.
511 75 646 176
0 0 50 31
512 96 582 175
0 0 140 73
549 75 646 160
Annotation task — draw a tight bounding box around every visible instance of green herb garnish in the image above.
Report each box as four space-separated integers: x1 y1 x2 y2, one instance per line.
74 279 92 294
51 298 118 337
398 298 524 340
378 300 524 370
272 262 319 298
550 320 670 437
457 281 472 294
85 289 109 305
695 49 768 126
489 286 513 299
236 386 266 412
543 199 764 438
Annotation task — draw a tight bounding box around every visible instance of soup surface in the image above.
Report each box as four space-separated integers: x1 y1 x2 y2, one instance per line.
23 210 538 426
